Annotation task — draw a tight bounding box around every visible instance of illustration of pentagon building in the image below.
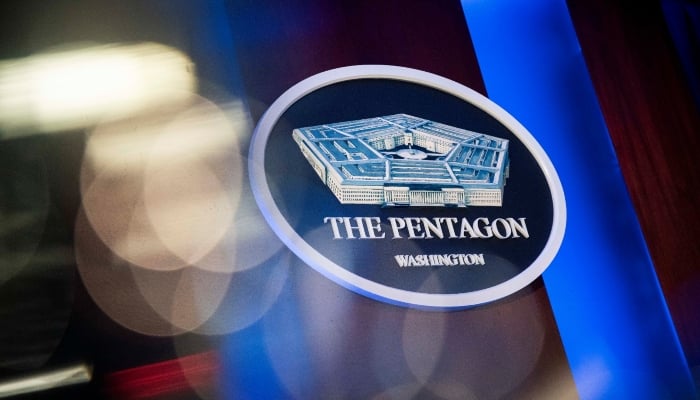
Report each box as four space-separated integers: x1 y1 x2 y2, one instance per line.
292 114 509 207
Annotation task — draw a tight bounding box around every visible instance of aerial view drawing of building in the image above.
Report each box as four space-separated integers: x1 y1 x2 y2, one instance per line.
292 114 510 207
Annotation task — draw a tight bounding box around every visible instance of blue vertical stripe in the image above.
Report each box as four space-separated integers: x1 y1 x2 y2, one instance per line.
461 0 696 398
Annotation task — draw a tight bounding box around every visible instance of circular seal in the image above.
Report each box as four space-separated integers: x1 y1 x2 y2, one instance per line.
249 65 566 309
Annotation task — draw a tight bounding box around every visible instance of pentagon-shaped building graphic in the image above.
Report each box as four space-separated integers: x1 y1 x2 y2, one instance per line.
292 114 510 207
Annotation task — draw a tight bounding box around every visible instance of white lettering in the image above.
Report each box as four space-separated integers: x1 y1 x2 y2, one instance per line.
388 217 406 239
472 218 493 238
326 216 529 240
394 253 487 267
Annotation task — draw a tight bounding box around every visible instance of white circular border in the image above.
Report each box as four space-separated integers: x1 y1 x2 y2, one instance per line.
249 65 566 310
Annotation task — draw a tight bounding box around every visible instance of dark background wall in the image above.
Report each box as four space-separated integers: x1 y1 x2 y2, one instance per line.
568 0 700 378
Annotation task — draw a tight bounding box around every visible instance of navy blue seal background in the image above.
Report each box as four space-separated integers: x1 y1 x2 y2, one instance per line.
264 78 554 294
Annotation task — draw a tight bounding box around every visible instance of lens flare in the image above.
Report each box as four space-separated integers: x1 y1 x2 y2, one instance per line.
188 251 290 336
81 96 247 273
74 210 187 337
130 266 233 333
0 43 195 134
142 98 245 273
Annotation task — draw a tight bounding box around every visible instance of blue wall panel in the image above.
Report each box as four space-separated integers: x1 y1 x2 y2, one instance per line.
461 0 696 398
